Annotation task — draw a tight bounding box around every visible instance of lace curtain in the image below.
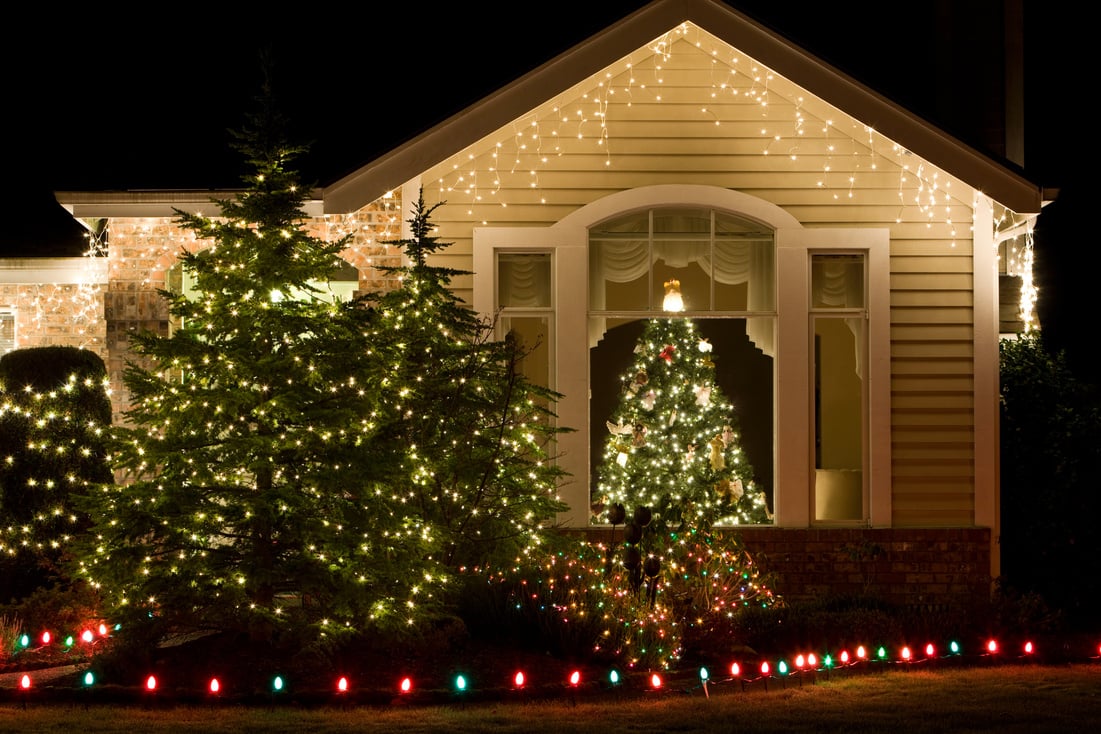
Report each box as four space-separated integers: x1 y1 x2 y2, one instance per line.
587 240 775 355
810 257 865 377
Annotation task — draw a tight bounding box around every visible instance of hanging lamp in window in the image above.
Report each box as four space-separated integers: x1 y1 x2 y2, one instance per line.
663 279 684 312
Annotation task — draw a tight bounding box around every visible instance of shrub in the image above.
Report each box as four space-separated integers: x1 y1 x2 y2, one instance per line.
999 334 1101 631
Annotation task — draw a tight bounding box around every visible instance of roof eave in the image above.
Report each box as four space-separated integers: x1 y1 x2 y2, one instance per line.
55 190 325 219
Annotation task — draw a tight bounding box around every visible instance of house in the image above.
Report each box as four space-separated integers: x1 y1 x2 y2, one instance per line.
14 0 1044 608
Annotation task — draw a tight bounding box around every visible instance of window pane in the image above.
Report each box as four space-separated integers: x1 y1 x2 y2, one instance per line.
498 253 551 308
590 238 650 311
813 317 864 521
811 254 864 309
501 315 552 392
652 241 709 311
714 240 774 311
0 312 13 354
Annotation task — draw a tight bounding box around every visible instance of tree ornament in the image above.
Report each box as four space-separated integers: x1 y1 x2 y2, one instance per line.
721 425 735 447
614 442 630 467
709 435 726 470
640 389 656 410
606 420 632 437
659 345 675 363
694 384 711 407
715 478 744 501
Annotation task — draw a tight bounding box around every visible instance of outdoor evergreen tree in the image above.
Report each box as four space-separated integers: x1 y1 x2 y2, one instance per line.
370 192 571 571
593 296 770 540
0 347 112 601
70 84 446 645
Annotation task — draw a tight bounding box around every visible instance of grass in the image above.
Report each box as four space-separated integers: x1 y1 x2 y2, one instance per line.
2 663 1100 733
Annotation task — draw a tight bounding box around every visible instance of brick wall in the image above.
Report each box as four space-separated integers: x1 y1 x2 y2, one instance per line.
1 281 107 357
585 526 992 609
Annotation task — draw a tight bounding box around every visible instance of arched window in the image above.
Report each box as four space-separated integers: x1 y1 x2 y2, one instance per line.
587 208 776 520
473 184 889 530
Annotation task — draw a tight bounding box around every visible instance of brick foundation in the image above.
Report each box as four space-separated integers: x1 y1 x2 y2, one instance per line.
583 526 992 609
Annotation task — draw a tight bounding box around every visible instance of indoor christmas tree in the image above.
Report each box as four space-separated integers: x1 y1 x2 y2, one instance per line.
594 279 770 539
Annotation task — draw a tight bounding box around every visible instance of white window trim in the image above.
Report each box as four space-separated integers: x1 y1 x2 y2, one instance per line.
475 185 890 529
782 231 890 527
0 308 15 355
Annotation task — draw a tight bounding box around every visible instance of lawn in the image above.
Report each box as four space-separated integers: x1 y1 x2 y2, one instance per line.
2 663 1100 733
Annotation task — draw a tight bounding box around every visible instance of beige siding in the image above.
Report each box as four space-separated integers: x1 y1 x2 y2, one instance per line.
406 32 980 527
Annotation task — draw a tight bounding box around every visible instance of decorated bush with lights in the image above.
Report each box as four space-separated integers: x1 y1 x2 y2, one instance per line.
0 347 113 602
477 530 778 671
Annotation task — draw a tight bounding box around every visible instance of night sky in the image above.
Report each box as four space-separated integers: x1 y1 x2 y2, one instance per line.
1 1 1084 256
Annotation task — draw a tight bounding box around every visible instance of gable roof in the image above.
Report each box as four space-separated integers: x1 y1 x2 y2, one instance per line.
322 0 1042 216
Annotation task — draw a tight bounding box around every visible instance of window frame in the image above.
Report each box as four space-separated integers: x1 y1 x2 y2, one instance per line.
474 185 890 528
0 308 14 355
809 251 869 525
